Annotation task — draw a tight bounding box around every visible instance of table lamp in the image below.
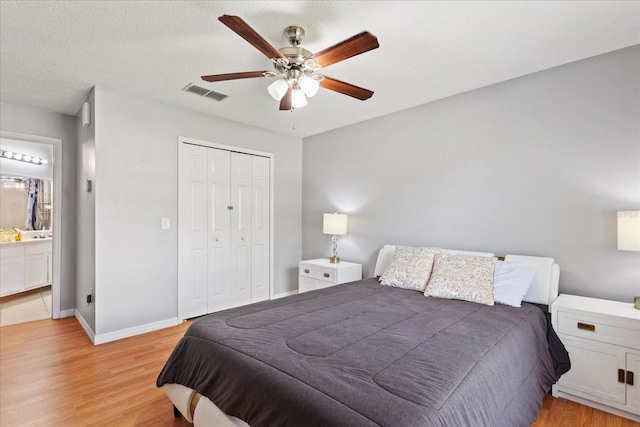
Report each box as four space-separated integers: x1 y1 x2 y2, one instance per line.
618 211 640 252
323 212 348 263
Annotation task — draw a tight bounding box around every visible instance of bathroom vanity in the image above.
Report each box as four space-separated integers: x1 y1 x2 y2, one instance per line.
0 237 52 297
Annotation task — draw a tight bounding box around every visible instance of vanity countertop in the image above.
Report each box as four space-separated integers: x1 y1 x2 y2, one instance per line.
0 237 52 245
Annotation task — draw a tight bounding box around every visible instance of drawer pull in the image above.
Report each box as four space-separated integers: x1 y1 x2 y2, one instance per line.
304 269 310 274
619 369 626 383
577 322 595 332
627 371 635 386
323 273 330 278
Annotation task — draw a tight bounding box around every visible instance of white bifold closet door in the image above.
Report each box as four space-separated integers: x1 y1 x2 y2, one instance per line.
179 144 270 320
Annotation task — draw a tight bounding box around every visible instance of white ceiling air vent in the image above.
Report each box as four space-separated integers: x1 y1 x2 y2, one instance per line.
182 83 228 101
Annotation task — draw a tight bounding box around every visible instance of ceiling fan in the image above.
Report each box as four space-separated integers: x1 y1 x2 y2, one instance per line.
201 15 380 110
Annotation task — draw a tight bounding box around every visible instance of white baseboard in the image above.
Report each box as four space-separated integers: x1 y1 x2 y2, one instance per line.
59 308 75 318
74 309 96 344
273 290 298 299
93 317 180 345
74 312 181 345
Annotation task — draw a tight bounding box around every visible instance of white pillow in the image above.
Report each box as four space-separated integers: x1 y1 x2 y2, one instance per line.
379 246 441 292
493 261 537 307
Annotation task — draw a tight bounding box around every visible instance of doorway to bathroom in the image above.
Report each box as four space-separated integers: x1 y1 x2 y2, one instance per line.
0 132 62 325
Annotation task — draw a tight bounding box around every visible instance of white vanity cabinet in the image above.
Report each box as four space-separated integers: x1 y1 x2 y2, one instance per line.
24 241 51 290
0 245 25 296
0 239 52 297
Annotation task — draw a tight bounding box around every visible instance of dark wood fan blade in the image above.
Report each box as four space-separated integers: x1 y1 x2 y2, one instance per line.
320 76 374 100
201 71 268 82
311 31 379 68
219 15 286 60
279 87 293 110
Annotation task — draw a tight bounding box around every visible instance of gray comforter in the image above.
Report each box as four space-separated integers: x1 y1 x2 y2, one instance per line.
158 278 566 426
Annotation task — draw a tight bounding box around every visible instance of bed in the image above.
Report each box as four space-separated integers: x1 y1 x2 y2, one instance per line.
157 245 569 426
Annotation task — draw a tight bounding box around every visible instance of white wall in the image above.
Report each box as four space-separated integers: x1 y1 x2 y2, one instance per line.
75 90 96 331
0 102 78 311
93 87 302 336
302 46 640 304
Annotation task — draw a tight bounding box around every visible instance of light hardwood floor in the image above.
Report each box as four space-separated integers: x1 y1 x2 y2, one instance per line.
1 317 638 427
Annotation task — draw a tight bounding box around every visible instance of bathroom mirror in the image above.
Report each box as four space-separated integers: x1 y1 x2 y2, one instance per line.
0 176 53 231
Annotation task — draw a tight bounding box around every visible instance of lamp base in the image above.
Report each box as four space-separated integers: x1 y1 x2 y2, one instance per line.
329 256 340 264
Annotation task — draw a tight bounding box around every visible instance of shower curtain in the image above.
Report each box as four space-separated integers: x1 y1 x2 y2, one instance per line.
25 178 41 231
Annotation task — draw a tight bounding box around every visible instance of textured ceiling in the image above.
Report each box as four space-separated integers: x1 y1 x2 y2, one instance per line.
1 1 638 137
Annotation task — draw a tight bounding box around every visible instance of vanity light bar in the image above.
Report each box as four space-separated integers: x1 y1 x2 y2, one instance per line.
0 150 48 165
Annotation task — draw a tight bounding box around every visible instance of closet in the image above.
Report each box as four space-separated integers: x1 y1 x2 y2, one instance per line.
178 141 271 320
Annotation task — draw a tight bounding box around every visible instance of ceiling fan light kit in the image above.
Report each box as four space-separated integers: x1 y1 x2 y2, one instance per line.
201 15 379 111
298 74 320 97
267 78 289 100
291 88 307 108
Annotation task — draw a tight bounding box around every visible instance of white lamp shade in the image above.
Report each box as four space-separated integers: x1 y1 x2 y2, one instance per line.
291 89 307 108
618 211 640 251
298 74 319 97
323 213 348 235
267 79 289 101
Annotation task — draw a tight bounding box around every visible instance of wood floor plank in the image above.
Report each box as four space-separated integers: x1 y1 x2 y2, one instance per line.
1 317 638 426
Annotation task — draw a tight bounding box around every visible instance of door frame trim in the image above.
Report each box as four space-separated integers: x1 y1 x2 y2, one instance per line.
177 137 275 320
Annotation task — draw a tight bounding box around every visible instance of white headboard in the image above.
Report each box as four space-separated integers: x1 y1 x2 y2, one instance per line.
504 254 560 307
374 245 560 308
373 245 495 277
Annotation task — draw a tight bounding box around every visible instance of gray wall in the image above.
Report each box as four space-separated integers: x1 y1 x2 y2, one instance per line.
75 90 96 331
0 102 78 311
302 46 640 303
92 87 302 335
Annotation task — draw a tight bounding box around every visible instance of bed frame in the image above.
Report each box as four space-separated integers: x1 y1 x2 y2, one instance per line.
163 245 560 426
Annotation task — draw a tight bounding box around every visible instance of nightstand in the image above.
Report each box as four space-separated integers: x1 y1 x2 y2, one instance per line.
551 294 640 422
298 259 362 293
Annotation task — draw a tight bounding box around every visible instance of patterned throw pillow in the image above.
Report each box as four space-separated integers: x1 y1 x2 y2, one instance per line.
379 246 441 292
424 253 498 305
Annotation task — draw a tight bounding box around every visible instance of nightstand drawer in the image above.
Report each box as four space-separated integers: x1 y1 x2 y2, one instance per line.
298 259 362 294
557 311 640 348
299 266 335 284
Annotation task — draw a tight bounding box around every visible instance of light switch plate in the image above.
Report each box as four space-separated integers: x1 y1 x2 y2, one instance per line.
161 217 170 229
